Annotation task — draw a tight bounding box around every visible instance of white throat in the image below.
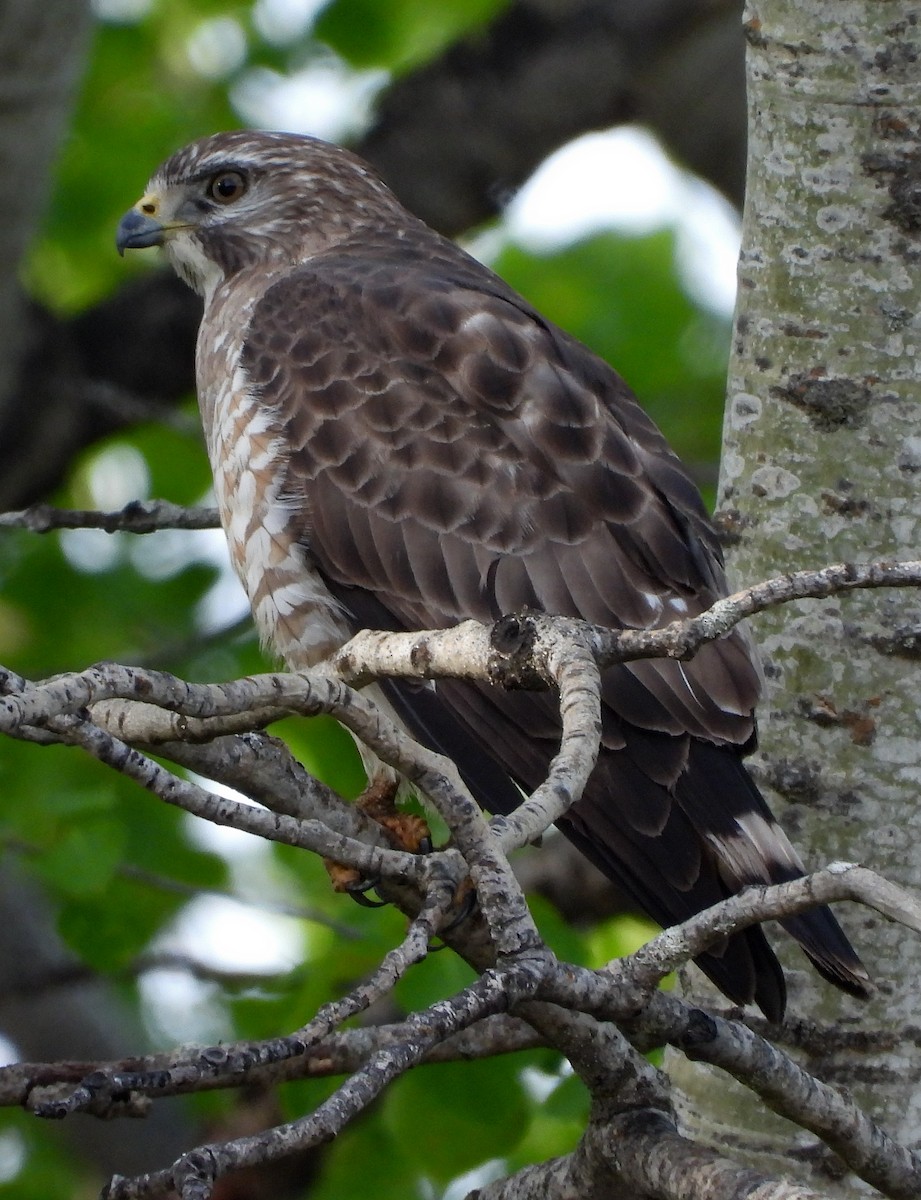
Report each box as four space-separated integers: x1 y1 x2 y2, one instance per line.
165 235 225 303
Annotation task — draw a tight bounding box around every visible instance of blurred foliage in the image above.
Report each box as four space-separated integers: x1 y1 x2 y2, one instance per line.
316 0 506 72
2 0 730 1196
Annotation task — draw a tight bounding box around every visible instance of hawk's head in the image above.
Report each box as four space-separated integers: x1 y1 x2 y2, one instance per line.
116 130 407 298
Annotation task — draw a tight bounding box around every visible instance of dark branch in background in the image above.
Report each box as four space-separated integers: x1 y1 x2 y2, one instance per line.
0 0 745 512
0 0 91 468
359 0 746 236
4 838 359 942
0 278 202 510
0 951 296 997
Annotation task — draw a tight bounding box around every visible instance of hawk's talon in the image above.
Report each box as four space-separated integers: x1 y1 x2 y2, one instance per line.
324 858 387 905
323 775 433 906
429 880 478 947
344 879 388 908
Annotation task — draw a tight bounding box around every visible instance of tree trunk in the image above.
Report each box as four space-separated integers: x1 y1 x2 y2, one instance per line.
0 0 90 405
667 1 921 1191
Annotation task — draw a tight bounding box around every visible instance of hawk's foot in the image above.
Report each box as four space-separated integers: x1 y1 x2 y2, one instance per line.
324 774 432 905
323 858 387 906
355 774 432 853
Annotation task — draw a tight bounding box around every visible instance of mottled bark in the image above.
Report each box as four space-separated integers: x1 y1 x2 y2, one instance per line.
670 2 921 1191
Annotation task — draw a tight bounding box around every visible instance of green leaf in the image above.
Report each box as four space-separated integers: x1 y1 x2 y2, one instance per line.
526 893 590 965
310 1113 419 1200
507 1073 587 1171
584 913 658 969
124 420 211 506
543 1071 590 1121
32 816 125 898
0 1112 96 1200
393 942 477 1013
57 879 166 970
272 714 367 800
383 1056 529 1183
316 0 508 72
27 15 239 313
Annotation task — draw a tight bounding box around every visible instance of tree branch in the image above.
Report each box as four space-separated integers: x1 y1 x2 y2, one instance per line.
0 499 219 534
5 554 921 1198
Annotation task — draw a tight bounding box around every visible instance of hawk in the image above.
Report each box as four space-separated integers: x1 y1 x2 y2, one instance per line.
117 130 869 1018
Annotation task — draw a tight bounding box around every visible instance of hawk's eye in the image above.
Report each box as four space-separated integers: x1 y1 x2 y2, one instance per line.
208 171 247 205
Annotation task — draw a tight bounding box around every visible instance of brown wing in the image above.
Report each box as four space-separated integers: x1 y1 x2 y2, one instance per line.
244 236 757 720
241 233 868 1018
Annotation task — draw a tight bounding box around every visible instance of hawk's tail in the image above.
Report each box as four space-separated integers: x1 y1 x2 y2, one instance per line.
672 740 872 1016
560 738 870 1021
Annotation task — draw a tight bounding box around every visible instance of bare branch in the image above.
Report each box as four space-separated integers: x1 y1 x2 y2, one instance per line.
324 560 921 682
0 657 541 961
4 1016 542 1110
6 556 921 1197
591 560 921 667
626 863 921 991
587 1112 826 1200
526 866 921 1197
472 1096 828 1200
104 963 545 1199
89 697 282 743
512 961 921 1200
0 499 219 534
635 993 921 1200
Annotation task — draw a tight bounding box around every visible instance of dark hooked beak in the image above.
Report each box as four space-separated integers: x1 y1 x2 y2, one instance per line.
116 208 166 256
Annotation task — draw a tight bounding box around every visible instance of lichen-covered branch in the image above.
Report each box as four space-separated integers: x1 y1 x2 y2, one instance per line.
4 556 921 1198
0 499 219 534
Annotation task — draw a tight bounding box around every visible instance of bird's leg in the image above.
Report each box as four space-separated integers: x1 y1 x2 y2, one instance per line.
344 774 480 936
324 772 432 905
356 772 432 852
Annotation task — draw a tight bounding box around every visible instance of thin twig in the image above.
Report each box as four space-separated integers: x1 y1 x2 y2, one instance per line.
105 961 545 1198
0 500 219 534
588 560 921 667
625 863 921 991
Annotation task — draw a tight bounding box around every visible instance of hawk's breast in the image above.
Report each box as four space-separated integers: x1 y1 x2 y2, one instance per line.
196 282 349 667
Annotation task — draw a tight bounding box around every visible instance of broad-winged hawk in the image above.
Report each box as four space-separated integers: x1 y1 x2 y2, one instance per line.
117 131 869 1018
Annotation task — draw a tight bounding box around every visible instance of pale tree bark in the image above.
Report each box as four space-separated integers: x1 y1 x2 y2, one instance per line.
0 0 92 474
669 2 921 1191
